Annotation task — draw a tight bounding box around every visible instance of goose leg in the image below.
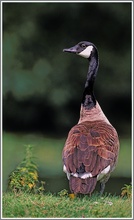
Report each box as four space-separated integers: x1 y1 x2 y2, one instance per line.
100 182 105 195
99 173 110 195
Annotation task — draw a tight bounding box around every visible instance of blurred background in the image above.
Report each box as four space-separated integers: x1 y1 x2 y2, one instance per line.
3 2 131 194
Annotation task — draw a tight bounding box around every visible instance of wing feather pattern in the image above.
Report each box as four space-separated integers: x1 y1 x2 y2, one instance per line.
62 120 119 194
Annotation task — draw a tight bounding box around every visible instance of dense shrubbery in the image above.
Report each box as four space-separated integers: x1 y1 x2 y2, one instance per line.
3 3 131 136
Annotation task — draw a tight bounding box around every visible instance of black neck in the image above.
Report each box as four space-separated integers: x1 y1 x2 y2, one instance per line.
82 52 99 109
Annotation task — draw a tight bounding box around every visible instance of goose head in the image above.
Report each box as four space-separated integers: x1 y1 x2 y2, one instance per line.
63 41 97 59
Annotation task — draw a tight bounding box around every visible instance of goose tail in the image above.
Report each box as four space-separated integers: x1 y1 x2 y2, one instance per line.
69 176 97 195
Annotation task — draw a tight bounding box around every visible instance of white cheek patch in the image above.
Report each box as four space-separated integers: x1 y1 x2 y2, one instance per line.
78 45 93 58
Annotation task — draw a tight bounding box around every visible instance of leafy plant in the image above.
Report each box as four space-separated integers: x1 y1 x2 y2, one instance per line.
58 189 76 200
121 184 132 198
7 145 45 194
58 189 68 197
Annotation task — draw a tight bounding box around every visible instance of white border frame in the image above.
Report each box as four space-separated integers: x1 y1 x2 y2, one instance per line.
1 1 133 219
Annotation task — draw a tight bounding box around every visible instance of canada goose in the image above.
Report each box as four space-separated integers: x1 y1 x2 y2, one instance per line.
62 41 120 195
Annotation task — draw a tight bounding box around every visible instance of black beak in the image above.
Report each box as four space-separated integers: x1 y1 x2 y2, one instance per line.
63 46 77 54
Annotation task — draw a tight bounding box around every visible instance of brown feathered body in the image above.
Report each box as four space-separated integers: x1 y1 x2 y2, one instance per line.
62 102 119 195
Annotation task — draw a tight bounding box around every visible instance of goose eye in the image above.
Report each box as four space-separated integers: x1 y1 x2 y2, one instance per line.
81 43 86 48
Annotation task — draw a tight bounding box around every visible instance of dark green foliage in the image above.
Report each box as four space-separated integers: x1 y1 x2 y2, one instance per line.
3 2 131 136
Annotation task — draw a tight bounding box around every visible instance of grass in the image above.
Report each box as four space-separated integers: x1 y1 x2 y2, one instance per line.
2 191 132 218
